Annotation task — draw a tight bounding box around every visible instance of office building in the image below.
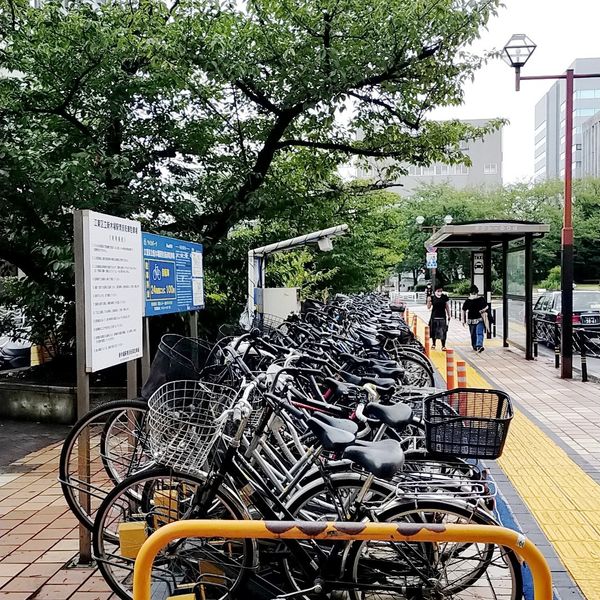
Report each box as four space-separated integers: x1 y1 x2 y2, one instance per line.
582 112 600 178
534 58 600 181
354 119 503 196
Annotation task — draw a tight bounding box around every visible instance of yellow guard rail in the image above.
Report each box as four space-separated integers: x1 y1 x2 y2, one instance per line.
132 520 552 600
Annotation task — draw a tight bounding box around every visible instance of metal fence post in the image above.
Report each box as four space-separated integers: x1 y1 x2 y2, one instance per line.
492 309 497 338
533 317 538 358
554 322 560 369
580 330 588 383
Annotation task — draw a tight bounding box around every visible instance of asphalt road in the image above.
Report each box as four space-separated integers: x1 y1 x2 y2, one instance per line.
0 419 69 467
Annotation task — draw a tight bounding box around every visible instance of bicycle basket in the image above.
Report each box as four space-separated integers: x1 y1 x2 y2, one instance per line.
141 335 213 400
252 313 287 334
423 388 513 459
147 381 238 474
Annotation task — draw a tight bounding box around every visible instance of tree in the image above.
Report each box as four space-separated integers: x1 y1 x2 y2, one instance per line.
0 0 503 350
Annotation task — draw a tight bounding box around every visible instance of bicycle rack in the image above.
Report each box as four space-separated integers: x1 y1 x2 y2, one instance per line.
131 519 552 600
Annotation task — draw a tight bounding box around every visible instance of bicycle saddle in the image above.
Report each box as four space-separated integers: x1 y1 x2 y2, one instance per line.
313 412 359 435
342 439 405 479
356 332 380 348
363 402 413 429
339 353 374 368
307 418 356 452
377 329 403 339
324 377 362 399
340 371 396 393
369 364 404 379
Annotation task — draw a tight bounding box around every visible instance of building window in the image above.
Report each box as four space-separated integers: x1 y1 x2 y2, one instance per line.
575 143 582 151
422 166 435 176
408 166 421 176
484 163 498 175
439 165 450 176
453 165 469 175
575 89 600 99
574 108 598 118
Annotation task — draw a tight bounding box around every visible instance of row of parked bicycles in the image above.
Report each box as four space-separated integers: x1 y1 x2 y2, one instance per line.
59 293 516 599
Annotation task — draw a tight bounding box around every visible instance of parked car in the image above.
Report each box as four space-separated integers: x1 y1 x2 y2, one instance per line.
0 336 31 370
533 290 600 345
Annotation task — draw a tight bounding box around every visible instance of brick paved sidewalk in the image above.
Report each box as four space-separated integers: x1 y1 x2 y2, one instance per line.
411 303 600 600
0 441 117 599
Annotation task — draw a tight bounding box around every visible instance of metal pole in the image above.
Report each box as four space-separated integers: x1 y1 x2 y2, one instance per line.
561 68 574 379
73 210 92 564
525 234 534 360
502 240 509 348
580 330 588 383
554 322 560 369
141 317 151 387
127 360 137 399
493 309 497 338
484 245 492 340
533 317 539 358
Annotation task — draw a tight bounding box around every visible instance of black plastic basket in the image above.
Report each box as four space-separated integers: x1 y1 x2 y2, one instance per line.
423 388 513 459
141 334 213 400
252 313 287 334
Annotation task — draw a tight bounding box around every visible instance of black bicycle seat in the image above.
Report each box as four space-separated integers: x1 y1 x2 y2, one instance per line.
340 371 396 393
313 412 359 435
363 402 413 429
324 377 360 398
307 418 356 452
370 364 404 379
339 353 373 368
377 329 403 339
342 439 405 479
357 332 380 348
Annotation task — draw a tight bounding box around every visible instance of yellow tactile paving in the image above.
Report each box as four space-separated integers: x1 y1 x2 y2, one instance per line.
412 312 600 598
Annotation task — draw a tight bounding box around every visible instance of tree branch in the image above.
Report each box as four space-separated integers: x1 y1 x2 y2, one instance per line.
275 138 407 158
235 79 282 115
346 91 420 129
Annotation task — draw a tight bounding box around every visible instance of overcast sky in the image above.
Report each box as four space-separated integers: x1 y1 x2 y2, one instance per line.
432 0 600 184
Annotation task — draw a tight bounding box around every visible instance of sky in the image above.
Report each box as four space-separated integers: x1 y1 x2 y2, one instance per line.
431 0 600 184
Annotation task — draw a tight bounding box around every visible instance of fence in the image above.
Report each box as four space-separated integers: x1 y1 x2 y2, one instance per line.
533 316 600 382
390 291 427 303
131 519 552 600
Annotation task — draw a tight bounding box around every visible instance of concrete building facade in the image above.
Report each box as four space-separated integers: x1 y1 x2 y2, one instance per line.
534 58 600 181
582 112 600 178
355 118 503 197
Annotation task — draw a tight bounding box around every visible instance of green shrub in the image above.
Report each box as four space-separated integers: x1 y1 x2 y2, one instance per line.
540 266 561 290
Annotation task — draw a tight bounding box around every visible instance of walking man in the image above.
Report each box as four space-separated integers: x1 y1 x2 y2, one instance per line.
427 285 450 351
462 285 489 353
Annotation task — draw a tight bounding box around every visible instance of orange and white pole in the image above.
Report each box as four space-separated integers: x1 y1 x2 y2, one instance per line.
412 315 418 338
424 326 431 358
456 360 467 388
446 349 456 389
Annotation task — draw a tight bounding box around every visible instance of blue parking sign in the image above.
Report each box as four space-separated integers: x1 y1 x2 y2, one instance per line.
142 233 204 316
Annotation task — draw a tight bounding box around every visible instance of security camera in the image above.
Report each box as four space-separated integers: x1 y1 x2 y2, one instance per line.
318 237 334 252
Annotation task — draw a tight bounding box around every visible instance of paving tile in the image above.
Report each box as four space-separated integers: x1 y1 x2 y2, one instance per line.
36 550 77 564
31 584 79 598
0 565 27 578
0 575 47 592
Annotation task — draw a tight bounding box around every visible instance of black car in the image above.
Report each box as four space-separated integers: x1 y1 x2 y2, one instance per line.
533 290 600 344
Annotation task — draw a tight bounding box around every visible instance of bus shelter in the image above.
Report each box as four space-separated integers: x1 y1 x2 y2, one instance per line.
424 220 549 360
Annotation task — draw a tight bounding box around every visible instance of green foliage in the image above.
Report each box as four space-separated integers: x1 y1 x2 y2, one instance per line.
452 279 472 295
540 266 561 291
0 0 504 349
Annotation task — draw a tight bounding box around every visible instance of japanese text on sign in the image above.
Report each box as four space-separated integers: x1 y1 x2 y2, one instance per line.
82 211 143 372
142 233 204 316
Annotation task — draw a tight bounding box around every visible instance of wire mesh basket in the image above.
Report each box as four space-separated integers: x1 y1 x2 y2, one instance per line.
141 335 214 400
424 388 513 459
147 381 238 474
252 313 287 334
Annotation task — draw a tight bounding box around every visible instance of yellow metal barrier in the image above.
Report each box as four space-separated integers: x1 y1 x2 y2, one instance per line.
132 520 552 600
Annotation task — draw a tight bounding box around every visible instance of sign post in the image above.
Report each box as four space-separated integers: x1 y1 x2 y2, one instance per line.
74 210 143 563
426 251 438 290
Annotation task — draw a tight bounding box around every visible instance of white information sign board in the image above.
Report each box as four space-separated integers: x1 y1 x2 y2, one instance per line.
82 210 143 372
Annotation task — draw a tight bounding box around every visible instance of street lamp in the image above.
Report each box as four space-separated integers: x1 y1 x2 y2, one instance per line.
415 215 454 291
503 35 600 379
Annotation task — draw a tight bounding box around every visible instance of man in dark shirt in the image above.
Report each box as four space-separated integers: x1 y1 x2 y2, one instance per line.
461 285 488 353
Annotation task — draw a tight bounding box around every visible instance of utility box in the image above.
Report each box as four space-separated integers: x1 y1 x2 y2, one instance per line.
256 287 301 320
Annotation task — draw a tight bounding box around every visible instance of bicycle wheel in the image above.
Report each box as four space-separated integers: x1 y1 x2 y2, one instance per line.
93 467 255 600
282 472 398 594
397 356 435 387
345 499 523 599
59 399 152 530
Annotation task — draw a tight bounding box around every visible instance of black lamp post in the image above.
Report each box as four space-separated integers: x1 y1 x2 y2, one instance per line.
503 34 600 378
